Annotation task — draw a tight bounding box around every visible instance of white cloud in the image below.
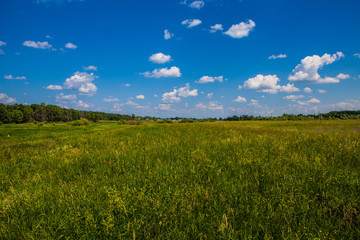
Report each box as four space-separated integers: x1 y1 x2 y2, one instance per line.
197 76 224 84
154 94 158 98
179 0 187 5
0 50 4 55
189 1 205 9
158 104 171 110
182 19 202 28
177 83 198 97
0 41 6 46
242 74 298 94
136 95 145 99
206 92 213 98
103 96 119 102
65 42 77 49
196 101 223 110
233 96 247 102
164 29 174 40
4 75 26 80
0 93 16 104
149 53 172 64
288 52 345 84
336 100 360 110
23 41 52 49
317 89 326 94
63 71 98 96
224 20 255 39
56 93 77 103
283 95 304 100
142 66 181 78
353 53 360 58
45 35 52 39
336 73 350 79
46 84 63 90
122 83 131 87
304 87 312 93
210 24 223 33
280 83 300 93
161 83 197 103
162 90 181 103
77 100 90 109
112 103 123 112
269 54 287 59
307 98 321 103
83 65 98 71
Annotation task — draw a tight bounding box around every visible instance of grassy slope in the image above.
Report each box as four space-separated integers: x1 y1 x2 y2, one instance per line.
0 121 359 239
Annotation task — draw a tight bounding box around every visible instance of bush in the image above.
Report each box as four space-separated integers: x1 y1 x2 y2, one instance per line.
118 119 127 125
125 120 143 125
179 119 194 123
37 122 44 127
0 121 3 125
69 118 91 126
159 119 173 124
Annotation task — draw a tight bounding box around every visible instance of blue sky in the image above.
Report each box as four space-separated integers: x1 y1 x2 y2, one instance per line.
1 0 359 118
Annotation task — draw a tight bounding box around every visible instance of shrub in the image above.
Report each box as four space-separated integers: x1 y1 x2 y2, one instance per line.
159 119 173 124
125 120 143 125
69 118 91 126
179 119 194 123
118 119 127 125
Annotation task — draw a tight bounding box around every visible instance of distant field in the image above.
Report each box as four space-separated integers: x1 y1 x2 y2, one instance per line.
1 121 360 239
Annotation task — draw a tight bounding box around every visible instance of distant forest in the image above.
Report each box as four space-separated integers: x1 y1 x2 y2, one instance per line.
0 103 360 124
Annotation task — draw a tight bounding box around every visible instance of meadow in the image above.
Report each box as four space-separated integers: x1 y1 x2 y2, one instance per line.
0 120 359 239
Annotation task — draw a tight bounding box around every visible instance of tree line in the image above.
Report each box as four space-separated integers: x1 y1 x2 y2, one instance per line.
0 103 134 124
0 103 359 124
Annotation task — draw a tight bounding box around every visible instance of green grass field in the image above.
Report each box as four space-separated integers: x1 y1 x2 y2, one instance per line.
1 121 360 239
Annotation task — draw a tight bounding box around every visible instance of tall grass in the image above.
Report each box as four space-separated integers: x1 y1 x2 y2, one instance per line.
0 121 359 239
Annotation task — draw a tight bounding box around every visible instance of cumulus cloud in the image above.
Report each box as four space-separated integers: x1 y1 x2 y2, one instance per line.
189 0 205 9
65 43 77 49
0 93 16 104
196 101 223 110
182 19 202 28
161 83 197 103
224 20 255 39
83 65 98 71
46 84 63 90
336 73 350 79
4 75 26 80
149 53 172 64
242 74 299 94
210 24 223 33
0 50 4 55
162 90 181 103
122 83 131 87
164 29 174 40
297 98 321 105
23 41 52 49
283 95 304 100
307 98 321 103
196 76 224 84
233 96 247 102
112 103 123 112
77 100 90 109
142 66 181 78
56 93 77 103
280 83 300 93
103 96 119 102
158 104 171 110
288 52 345 84
136 95 145 99
206 92 213 99
318 89 326 94
269 54 287 59
0 41 6 46
177 83 198 97
353 53 360 58
63 71 98 96
304 87 312 93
